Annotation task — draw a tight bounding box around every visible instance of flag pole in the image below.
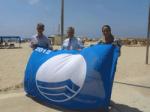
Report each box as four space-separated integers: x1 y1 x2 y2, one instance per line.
61 0 64 45
146 4 150 64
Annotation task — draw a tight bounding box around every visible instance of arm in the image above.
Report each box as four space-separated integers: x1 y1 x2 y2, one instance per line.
30 38 38 50
77 38 84 49
113 40 122 56
61 39 68 50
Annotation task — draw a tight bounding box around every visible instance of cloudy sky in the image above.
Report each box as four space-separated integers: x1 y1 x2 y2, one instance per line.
0 0 149 38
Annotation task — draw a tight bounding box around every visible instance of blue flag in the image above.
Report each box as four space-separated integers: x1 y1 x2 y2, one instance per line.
24 44 120 111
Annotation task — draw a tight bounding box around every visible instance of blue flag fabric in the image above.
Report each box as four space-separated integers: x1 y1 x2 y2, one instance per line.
24 44 120 111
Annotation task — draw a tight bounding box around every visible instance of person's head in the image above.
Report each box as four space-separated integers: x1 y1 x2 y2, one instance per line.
67 27 75 38
37 23 45 35
102 25 114 43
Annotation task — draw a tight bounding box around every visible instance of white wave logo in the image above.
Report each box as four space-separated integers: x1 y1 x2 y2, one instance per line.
36 54 87 102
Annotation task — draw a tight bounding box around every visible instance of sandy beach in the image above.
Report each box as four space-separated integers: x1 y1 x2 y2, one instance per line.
0 43 150 112
0 44 31 91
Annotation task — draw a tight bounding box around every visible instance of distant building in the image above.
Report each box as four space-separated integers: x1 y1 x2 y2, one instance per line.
48 35 66 45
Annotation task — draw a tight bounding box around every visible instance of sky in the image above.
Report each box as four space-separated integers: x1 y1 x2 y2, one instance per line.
0 0 149 38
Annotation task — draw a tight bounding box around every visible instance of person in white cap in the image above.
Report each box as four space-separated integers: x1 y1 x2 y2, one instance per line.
62 27 84 50
30 23 52 50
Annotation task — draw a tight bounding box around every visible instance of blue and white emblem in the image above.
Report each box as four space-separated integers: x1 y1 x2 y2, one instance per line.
24 45 120 110
36 54 87 102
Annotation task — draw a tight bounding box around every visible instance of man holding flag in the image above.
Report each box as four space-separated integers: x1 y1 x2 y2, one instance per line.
62 27 84 50
30 23 53 50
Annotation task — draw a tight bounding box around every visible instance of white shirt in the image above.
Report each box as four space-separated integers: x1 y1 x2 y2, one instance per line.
62 37 84 50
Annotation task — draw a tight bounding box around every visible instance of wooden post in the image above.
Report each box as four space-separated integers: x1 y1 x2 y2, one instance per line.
61 0 64 45
146 4 150 64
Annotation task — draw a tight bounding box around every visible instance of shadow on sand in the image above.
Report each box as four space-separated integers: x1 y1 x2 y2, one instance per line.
27 95 142 112
109 101 143 112
114 81 150 89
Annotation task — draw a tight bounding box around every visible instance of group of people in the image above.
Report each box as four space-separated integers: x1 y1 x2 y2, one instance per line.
30 23 121 51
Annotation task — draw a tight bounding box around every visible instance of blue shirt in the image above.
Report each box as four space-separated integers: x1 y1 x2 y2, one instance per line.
30 34 52 50
62 37 84 50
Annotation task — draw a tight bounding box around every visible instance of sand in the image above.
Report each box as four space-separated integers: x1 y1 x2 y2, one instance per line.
0 43 150 112
0 43 61 92
0 92 59 112
0 43 31 90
